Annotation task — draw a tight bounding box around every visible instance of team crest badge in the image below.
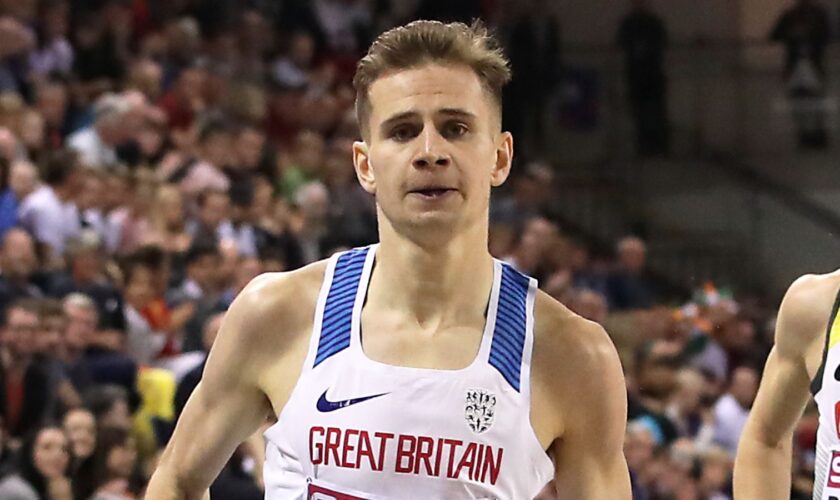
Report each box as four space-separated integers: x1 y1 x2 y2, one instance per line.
465 388 496 434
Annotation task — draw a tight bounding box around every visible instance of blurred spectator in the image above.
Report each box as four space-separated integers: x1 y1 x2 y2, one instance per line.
278 129 325 201
62 293 137 394
0 160 38 225
17 149 82 258
89 426 143 499
47 231 126 332
34 79 70 150
771 0 830 80
0 228 41 313
221 183 258 257
322 137 376 248
67 93 139 170
29 0 74 80
771 0 831 148
0 424 72 500
34 299 82 417
0 299 56 439
63 407 98 499
566 288 609 324
504 217 560 276
63 407 96 461
617 0 670 156
665 368 715 443
628 340 681 447
713 365 759 455
504 0 561 155
83 385 133 432
607 236 657 310
157 64 206 132
161 117 233 198
292 181 333 264
490 162 555 230
186 188 230 247
624 421 656 499
0 16 36 95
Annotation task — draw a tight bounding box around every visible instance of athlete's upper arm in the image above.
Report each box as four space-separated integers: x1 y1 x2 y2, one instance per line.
548 320 632 499
149 274 288 495
742 274 837 446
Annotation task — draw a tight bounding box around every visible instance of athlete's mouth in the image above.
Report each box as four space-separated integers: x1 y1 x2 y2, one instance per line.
409 187 457 199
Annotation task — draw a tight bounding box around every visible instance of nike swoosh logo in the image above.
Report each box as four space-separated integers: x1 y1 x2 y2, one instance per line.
316 389 389 412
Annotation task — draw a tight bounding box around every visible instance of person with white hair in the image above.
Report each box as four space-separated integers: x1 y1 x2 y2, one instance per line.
67 92 143 169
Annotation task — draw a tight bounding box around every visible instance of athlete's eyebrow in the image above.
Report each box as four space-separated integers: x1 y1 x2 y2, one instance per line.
380 111 419 133
437 108 477 121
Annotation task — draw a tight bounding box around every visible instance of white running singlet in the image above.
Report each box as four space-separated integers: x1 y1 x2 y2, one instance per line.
262 245 554 499
811 288 840 500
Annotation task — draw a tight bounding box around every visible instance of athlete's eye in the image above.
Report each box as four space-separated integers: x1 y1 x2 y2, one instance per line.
443 122 469 139
390 124 419 142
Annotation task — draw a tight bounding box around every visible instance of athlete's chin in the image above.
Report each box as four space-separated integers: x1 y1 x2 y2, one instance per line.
395 212 465 238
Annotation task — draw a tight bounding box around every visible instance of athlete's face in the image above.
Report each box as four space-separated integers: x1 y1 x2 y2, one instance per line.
353 64 512 238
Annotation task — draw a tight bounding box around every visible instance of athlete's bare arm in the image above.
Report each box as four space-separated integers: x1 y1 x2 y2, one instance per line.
734 272 840 499
532 295 632 499
147 271 317 499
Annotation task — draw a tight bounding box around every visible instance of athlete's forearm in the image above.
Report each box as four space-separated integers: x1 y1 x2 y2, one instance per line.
733 431 793 500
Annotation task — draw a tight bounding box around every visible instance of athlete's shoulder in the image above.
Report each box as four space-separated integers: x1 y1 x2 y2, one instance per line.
224 258 330 346
532 289 618 367
530 290 626 440
776 269 840 347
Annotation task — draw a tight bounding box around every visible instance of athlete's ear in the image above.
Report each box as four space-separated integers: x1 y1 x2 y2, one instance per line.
490 132 513 187
353 141 376 194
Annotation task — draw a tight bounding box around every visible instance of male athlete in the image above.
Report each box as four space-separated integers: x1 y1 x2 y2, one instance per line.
734 270 840 499
148 20 631 499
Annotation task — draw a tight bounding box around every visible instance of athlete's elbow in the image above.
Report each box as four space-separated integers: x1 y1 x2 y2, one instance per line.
739 419 792 453
148 459 208 500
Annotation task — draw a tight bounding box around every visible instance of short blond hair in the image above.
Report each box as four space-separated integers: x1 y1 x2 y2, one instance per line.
353 20 511 140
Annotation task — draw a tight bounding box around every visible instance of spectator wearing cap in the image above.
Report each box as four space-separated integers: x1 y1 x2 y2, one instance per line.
17 149 82 258
66 93 136 170
0 228 43 313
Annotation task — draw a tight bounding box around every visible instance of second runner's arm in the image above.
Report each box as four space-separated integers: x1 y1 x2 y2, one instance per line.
734 275 834 499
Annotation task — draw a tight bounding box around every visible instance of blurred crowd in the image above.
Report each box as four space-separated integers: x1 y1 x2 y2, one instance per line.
0 0 817 499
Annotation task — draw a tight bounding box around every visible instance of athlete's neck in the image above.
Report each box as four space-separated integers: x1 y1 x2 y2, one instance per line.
368 223 494 332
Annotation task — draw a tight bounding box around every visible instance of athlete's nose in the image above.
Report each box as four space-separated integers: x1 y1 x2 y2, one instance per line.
412 127 451 169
